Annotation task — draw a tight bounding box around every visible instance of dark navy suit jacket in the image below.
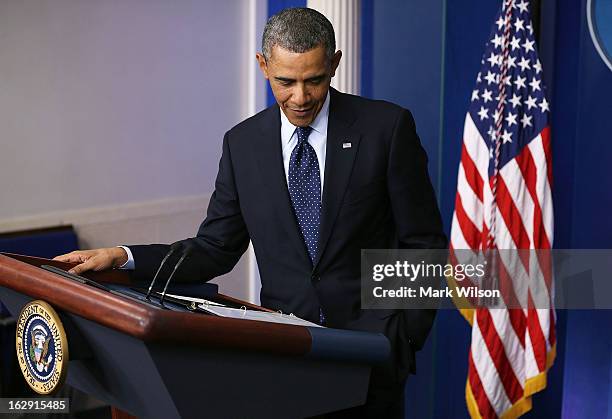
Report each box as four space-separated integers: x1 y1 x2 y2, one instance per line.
130 88 447 377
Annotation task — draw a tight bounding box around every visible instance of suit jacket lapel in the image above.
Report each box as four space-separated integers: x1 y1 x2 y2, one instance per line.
252 105 311 264
314 90 361 270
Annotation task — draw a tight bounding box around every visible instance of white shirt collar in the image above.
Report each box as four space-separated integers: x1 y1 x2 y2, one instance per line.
280 91 330 144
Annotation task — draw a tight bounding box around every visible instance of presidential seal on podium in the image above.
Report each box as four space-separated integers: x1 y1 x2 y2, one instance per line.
15 300 69 394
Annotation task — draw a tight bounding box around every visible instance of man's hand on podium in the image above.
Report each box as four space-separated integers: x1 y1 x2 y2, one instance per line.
53 247 128 275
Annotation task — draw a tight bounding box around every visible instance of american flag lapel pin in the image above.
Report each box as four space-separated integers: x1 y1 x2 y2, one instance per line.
342 142 352 149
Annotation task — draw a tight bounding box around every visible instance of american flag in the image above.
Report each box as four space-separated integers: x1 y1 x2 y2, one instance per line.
449 1 556 418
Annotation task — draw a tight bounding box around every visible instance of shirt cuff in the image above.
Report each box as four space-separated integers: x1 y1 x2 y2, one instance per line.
117 246 135 270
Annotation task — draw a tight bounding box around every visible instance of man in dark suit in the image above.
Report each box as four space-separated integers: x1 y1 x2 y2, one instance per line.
57 7 446 418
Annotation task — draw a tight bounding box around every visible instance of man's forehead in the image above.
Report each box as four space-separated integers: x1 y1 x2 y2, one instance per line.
267 44 328 62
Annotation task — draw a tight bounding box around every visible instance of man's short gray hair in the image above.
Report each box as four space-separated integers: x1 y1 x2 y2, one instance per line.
262 8 336 61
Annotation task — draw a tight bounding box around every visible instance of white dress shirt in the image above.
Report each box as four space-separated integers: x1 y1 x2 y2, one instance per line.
119 92 330 270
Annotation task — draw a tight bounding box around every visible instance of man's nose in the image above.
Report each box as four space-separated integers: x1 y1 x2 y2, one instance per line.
292 83 309 106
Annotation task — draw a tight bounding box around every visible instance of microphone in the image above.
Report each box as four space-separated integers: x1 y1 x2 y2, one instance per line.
145 241 183 301
159 241 196 307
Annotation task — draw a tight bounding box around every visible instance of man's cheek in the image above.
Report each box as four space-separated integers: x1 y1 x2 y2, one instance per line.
275 92 291 106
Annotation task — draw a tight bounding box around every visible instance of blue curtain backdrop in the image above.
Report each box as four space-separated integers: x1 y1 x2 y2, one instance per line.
365 0 612 418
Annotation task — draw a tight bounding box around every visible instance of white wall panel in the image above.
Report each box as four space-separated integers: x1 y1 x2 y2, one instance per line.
0 0 250 219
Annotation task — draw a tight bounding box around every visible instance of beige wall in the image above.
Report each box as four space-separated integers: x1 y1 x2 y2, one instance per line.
0 0 264 301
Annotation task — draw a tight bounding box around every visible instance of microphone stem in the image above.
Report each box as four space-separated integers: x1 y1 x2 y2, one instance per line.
159 252 190 307
145 244 181 300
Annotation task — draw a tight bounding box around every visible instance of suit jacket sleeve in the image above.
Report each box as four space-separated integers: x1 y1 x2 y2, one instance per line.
387 108 447 351
129 132 250 283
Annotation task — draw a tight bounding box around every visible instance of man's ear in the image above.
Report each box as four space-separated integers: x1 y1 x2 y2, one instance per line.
256 53 269 80
330 50 342 77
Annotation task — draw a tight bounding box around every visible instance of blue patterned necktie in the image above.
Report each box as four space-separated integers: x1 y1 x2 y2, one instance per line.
288 126 321 264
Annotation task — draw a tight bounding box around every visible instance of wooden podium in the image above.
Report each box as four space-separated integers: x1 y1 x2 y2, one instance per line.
0 253 389 419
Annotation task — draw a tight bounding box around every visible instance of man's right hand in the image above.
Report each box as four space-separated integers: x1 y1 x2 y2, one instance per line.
53 247 128 275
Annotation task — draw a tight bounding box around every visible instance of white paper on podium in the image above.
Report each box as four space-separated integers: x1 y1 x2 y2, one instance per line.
164 293 225 307
198 304 323 328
